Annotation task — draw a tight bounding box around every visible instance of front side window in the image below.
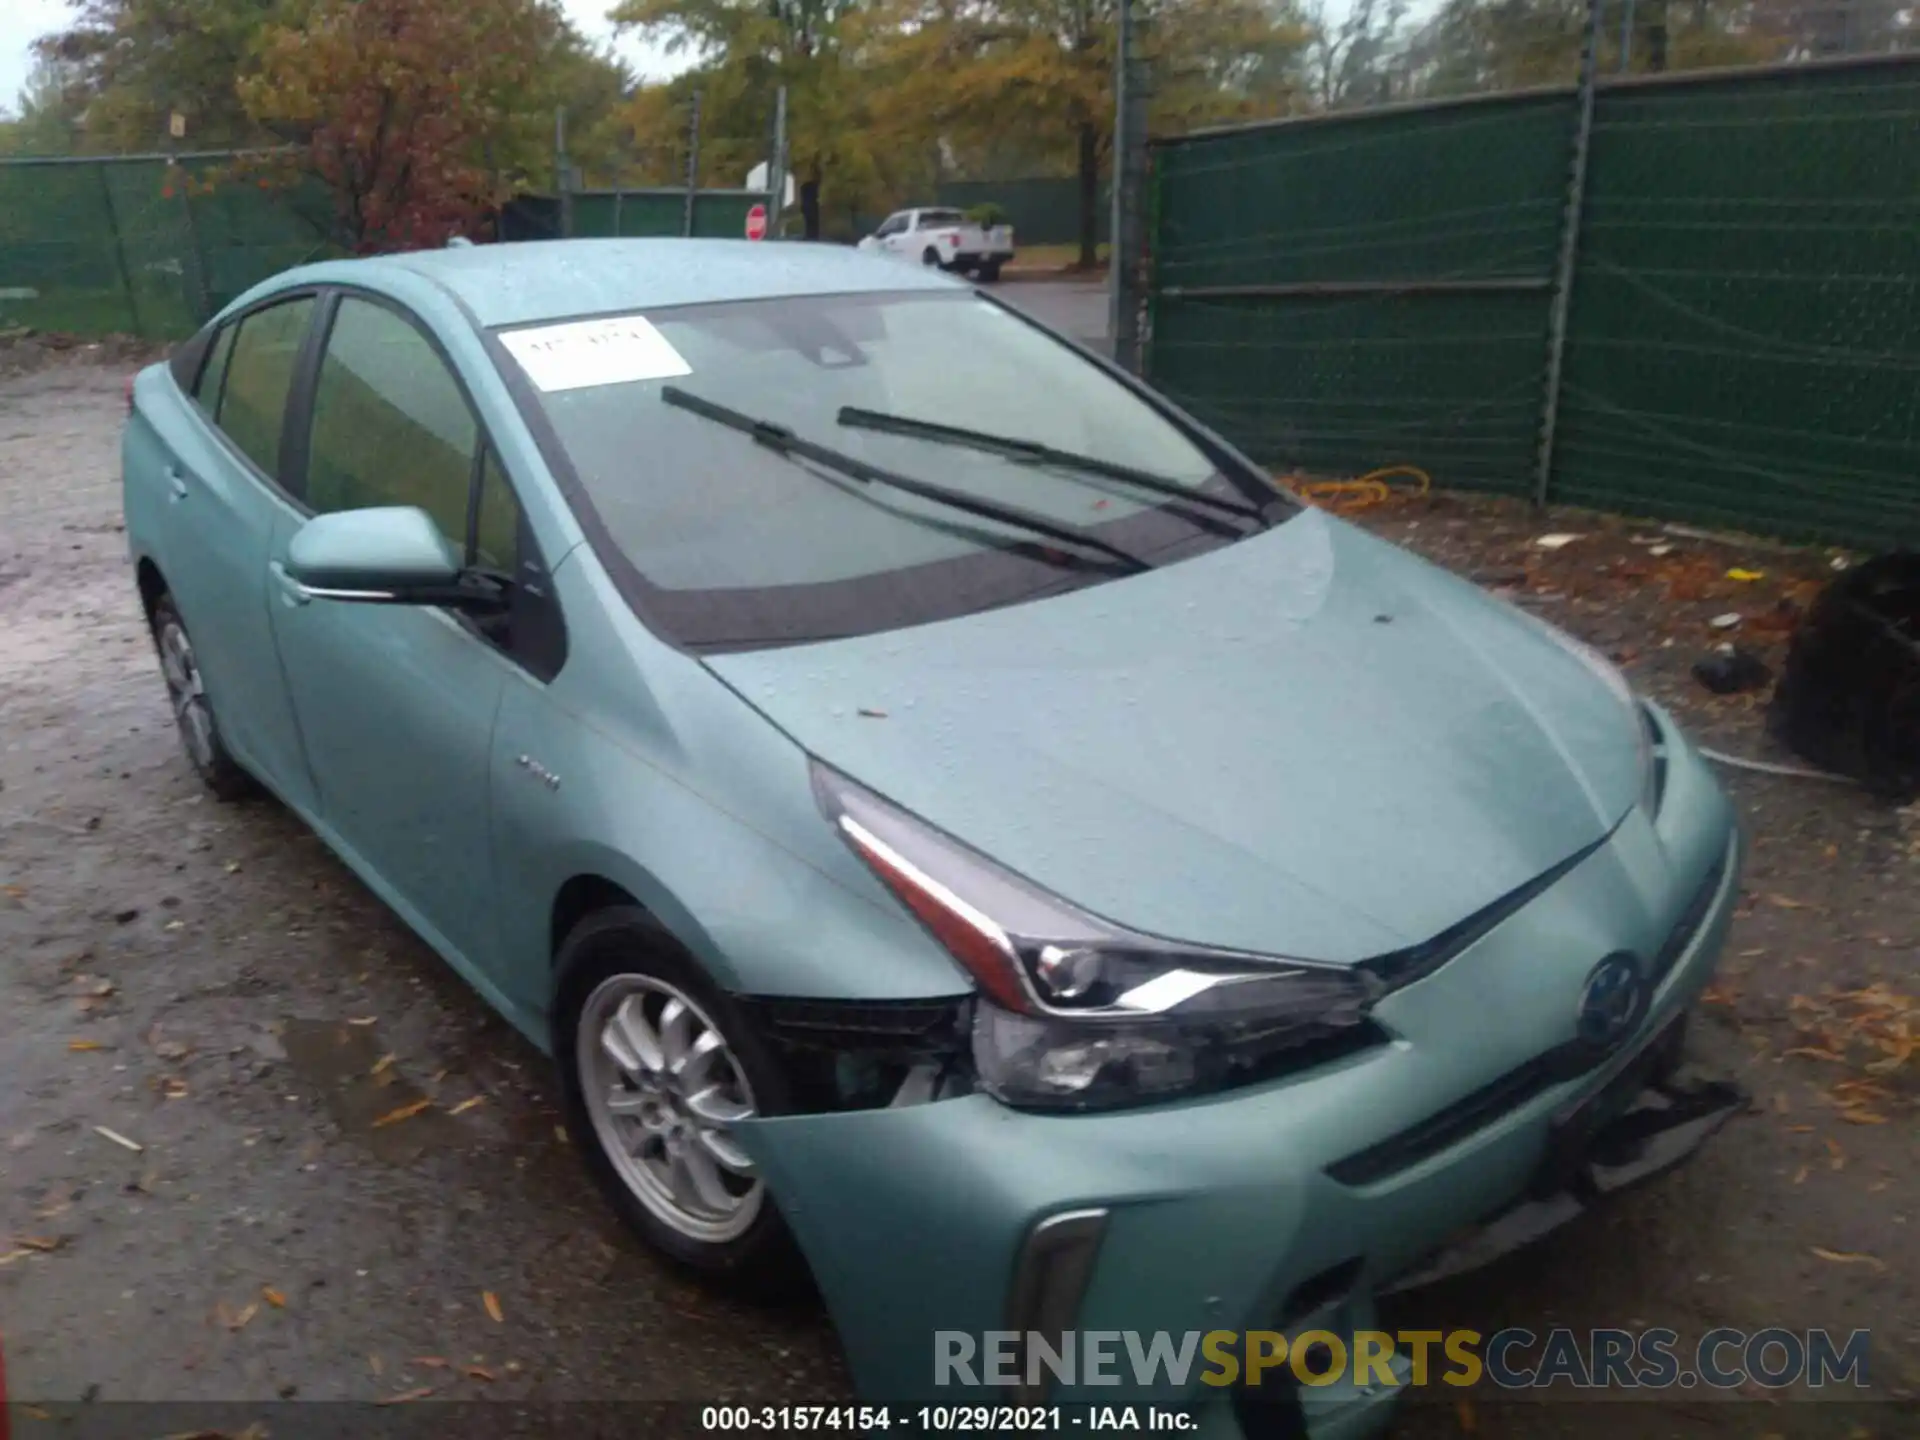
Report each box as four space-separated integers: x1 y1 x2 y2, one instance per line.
495 290 1279 650
305 297 476 550
218 297 315 478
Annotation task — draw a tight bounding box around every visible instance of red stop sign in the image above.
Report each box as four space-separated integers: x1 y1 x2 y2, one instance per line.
745 203 768 241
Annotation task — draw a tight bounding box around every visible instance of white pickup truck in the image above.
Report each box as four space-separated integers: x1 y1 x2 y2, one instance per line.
857 207 1015 281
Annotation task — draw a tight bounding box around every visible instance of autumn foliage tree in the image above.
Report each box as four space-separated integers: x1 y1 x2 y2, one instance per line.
239 0 567 253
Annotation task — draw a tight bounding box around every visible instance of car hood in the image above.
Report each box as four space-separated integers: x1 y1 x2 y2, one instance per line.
705 510 1643 963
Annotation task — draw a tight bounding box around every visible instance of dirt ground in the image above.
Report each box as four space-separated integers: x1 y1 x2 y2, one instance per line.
0 353 1912 1436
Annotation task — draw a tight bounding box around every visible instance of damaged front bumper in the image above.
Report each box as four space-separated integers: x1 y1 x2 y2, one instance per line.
734 734 1743 1440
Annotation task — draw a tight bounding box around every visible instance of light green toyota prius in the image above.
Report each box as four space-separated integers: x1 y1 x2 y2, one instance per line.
123 239 1743 1438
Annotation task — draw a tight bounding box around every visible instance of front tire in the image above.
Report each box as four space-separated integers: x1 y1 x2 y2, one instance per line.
150 594 255 801
553 907 803 1291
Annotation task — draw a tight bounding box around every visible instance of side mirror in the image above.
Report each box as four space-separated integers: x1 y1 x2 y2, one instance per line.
282 506 503 611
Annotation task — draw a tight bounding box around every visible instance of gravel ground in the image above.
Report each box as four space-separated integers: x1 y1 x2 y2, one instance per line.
0 347 1912 1436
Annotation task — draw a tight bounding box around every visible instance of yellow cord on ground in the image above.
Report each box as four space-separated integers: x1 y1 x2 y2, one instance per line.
1287 465 1432 513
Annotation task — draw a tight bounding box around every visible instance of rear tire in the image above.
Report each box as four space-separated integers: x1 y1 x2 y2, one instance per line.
553 906 806 1295
921 246 943 269
978 259 1003 283
150 594 255 801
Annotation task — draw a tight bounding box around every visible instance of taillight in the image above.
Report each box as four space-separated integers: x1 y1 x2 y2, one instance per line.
946 232 960 246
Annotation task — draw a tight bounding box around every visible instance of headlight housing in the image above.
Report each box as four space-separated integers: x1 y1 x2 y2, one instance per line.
1513 606 1662 816
813 762 1381 1111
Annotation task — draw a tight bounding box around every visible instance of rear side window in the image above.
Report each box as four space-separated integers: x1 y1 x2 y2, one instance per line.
305 297 476 550
917 210 962 229
219 298 315 478
194 324 236 410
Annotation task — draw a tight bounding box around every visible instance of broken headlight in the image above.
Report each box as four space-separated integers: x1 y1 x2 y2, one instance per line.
813 762 1381 1112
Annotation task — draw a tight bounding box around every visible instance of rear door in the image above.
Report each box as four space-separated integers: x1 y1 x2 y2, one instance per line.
264 290 528 978
149 295 321 812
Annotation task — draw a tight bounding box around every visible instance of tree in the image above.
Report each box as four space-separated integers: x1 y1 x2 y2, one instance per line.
1 55 93 156
611 0 892 238
36 0 309 150
240 0 571 252
1303 0 1407 108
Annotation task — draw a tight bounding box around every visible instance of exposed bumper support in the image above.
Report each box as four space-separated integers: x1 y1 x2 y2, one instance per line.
1382 1073 1745 1296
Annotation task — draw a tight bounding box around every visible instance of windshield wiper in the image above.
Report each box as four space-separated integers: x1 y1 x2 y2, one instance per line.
661 386 1151 573
836 405 1268 523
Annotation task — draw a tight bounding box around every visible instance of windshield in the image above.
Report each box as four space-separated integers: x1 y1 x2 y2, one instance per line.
495 288 1282 650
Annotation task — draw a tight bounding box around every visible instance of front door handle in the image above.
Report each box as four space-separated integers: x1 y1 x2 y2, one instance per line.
165 466 189 501
269 561 312 607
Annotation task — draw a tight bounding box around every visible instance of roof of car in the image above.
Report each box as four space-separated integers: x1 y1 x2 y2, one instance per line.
350 238 963 328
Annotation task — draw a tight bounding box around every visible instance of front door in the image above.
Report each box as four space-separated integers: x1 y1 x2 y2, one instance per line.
266 294 509 974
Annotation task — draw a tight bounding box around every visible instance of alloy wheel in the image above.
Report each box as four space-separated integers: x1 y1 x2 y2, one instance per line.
158 619 216 772
576 974 763 1243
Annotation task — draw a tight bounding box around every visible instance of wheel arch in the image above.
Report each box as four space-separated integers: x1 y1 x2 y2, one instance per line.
135 555 168 629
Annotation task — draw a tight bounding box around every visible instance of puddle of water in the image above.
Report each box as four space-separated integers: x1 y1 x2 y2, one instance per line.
280 1016 461 1164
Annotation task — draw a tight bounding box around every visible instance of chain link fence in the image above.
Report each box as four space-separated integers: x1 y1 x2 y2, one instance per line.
1145 34 1920 548
0 152 333 340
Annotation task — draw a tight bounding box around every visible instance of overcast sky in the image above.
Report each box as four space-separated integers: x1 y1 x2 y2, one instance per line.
0 0 686 119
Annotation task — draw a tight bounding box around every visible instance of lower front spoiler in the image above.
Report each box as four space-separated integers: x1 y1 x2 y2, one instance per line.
1382 1071 1746 1297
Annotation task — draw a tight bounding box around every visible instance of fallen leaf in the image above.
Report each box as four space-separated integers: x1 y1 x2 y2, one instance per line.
15 1235 66 1252
1738 948 1767 958
1787 1124 1814 1133
347 1016 378 1026
376 1387 436 1405
23 1406 51 1421
1783 1047 1842 1062
370 1098 433 1129
224 1301 259 1331
68 1039 106 1052
0 1249 32 1267
370 1053 396 1077
1766 893 1811 910
262 1286 286 1308
1839 1109 1888 1125
161 1077 188 1099
410 1356 450 1369
483 1290 504 1323
1533 533 1583 550
1811 1247 1886 1271
1793 1166 1810 1184
448 1096 484 1116
94 1125 143 1153
1726 568 1766 582
369 1355 385 1376
1827 1138 1846 1170
464 1364 496 1382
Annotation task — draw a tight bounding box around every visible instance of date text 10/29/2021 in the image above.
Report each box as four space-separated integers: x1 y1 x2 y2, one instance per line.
701 1408 1196 1432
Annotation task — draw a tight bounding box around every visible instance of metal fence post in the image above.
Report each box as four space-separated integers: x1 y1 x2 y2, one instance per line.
555 107 574 239
1532 0 1605 507
172 160 214 324
770 85 789 233
683 92 703 238
1109 0 1150 373
95 161 143 337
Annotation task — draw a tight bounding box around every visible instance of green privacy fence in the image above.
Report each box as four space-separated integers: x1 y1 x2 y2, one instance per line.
0 156 774 340
0 152 332 340
935 177 1109 247
567 188 768 240
1147 55 1920 548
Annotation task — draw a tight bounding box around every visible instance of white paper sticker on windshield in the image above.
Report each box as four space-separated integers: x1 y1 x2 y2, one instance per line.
500 315 691 392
